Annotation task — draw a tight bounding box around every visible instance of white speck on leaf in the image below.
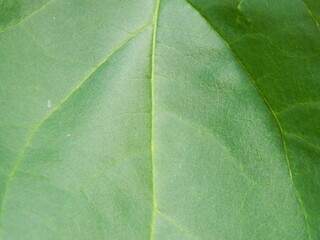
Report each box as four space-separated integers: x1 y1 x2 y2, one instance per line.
67 134 71 137
47 100 51 108
53 17 56 20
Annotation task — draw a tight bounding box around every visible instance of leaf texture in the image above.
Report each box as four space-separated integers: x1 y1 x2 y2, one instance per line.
0 0 319 239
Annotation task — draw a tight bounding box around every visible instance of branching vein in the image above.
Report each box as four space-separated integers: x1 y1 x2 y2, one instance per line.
184 0 312 239
0 24 150 238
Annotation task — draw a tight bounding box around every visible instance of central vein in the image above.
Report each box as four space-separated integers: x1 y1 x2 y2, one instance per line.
150 0 161 239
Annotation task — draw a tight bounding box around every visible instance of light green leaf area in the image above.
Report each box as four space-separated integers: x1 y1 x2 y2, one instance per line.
0 0 319 239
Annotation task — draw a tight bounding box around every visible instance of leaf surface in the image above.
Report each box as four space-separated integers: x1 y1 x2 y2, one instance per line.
0 0 319 239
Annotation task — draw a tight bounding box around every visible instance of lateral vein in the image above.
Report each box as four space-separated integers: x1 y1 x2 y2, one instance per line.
301 0 320 34
0 24 150 238
157 211 197 240
0 0 55 35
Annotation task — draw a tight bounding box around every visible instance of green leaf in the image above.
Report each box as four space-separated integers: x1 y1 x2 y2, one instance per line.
1 0 319 239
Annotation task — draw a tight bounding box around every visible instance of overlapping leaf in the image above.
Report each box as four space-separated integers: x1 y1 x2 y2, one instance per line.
0 0 319 239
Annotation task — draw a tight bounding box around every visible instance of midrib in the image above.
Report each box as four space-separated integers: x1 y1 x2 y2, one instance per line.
150 0 161 239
